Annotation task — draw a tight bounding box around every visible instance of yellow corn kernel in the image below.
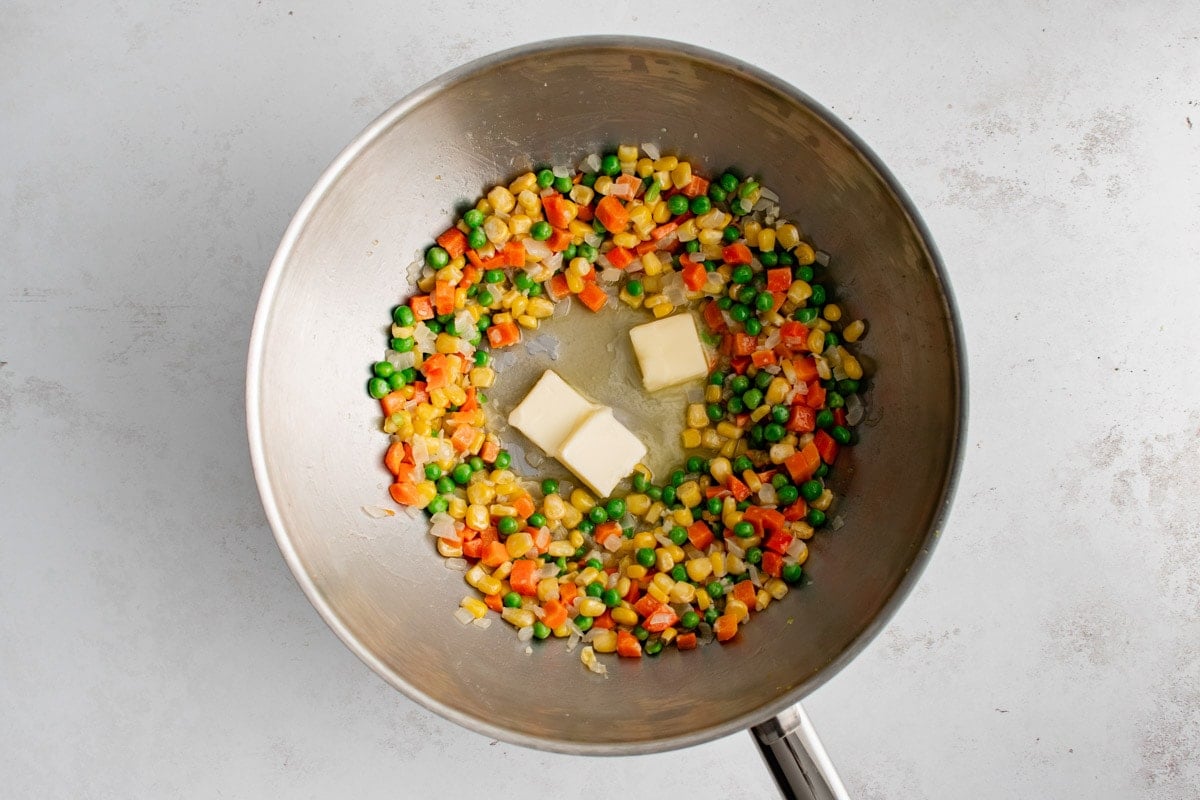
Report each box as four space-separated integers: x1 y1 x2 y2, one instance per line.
697 228 724 246
562 505 583 530
681 428 702 449
645 501 665 524
787 281 813 306
537 577 560 603
651 200 672 224
651 572 675 593
793 540 810 566
637 251 661 277
776 224 801 249
741 219 762 243
508 215 533 237
616 144 639 162
675 219 698 242
652 302 674 319
765 377 790 406
434 333 459 355
476 575 503 596
811 488 833 512
490 503 516 518
632 531 657 550
566 218 591 239
615 576 631 597
726 553 746 575
565 271 585 294
843 319 866 343
660 627 678 645
626 493 650 516
670 162 693 189
635 157 655 177
757 227 776 252
695 588 711 611
543 493 566 520
750 405 771 424
465 504 489 531
807 328 826 354
552 624 570 638
446 496 467 520
591 629 618 653
823 303 842 322
770 443 796 464
491 312 514 326
570 488 595 512
578 597 606 617
793 242 816 265
628 204 652 228
676 481 702 509
487 185 516 214
613 232 640 249
647 582 670 604
492 563 512 582
566 530 585 552
508 171 537 195
526 297 555 319
437 538 463 558
414 481 438 508
669 581 696 604
726 598 749 623
576 567 601 586
502 607 535 628
653 155 678 172
755 589 773 612
710 552 727 578
506 532 534 559
764 578 790 600
468 367 496 390
466 482 495 506
672 508 694 527
705 384 722 404
568 183 595 206
841 351 864 380
435 264 463 286
643 293 668 309
625 564 648 580
708 457 732 484
593 175 614 196
742 470 762 493
655 548 675 573
517 315 538 330
813 318 831 332
611 606 639 627
460 596 488 619
716 421 743 440
686 557 713 583
547 540 574 558
517 189 541 214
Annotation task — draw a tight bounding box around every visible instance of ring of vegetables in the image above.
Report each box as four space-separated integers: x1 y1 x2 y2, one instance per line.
367 146 868 671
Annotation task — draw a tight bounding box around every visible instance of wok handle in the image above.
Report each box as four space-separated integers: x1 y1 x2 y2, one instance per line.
751 703 850 800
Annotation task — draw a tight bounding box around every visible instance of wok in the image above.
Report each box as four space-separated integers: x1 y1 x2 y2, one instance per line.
247 37 966 799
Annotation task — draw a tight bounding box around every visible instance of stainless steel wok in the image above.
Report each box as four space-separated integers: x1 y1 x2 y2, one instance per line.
247 37 966 799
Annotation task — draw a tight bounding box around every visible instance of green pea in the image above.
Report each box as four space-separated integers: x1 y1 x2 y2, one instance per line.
588 506 609 524
661 486 677 506
575 615 593 633
733 521 755 538
601 154 621 176
606 498 626 519
645 638 663 656
778 485 800 505
577 519 594 535
494 450 511 469
473 352 490 369
372 360 394 380
632 472 649 493
742 388 763 410
422 464 441 481
824 332 840 349
535 168 555 189
667 194 689 215
727 396 745 415
794 265 814 282
717 296 733 310
732 264 753 284
586 557 603 570
719 173 739 193
393 305 415 327
425 496 448 515
680 611 700 629
815 409 835 429
530 220 552 241
669 526 688 546
815 463 830 479
686 456 705 474
425 246 450 268
670 470 686 488
690 195 711 215
502 591 522 609
708 184 727 203
755 292 775 312
770 405 790 425
798 480 822 502
513 272 533 292
738 180 759 199
463 208 485 228
832 425 852 445
837 379 861 394
744 319 763 336
706 581 725 599
760 251 779 268
749 425 765 446
581 172 598 187
586 582 604 598
626 279 644 297
793 307 818 323
807 508 827 528
764 423 785 442
446 462 468 486
482 269 502 285
528 513 547 528
367 377 389 399
631 625 649 642
579 243 598 262
782 563 804 583
527 282 543 297
810 284 827 306
563 243 578 260
540 478 559 496
623 526 635 539
553 175 572 194
745 546 763 566
706 497 723 516
476 317 490 332
723 224 740 243
646 486 662 501
601 588 621 607
532 621 551 640
732 456 753 474
671 564 687 583
466 227 487 250
389 336 413 353
636 547 656 568
705 403 725 423
730 304 750 323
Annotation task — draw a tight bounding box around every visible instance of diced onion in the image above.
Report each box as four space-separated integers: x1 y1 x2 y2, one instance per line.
454 608 474 625
758 484 778 505
602 535 623 553
523 238 552 261
831 515 845 531
641 142 660 160
583 154 601 172
786 539 807 559
552 164 570 178
429 512 456 539
845 393 865 426
517 626 535 642
472 617 492 629
362 505 394 519
815 250 831 266
748 565 762 587
385 349 417 371
600 268 623 283
443 558 468 572
413 323 437 354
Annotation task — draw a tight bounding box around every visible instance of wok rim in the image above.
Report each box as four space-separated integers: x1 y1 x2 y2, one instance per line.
245 35 969 756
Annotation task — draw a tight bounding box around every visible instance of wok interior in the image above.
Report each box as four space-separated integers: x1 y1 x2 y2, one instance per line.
253 42 961 752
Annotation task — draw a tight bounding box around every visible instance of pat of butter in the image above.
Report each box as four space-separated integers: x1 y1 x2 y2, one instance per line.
557 407 647 498
507 369 598 456
628 312 709 392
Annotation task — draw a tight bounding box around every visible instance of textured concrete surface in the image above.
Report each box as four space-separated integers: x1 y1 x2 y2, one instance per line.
3 2 1198 798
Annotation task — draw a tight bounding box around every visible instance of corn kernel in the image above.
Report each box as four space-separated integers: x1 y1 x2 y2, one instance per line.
742 470 762 493
465 504 489 531
750 405 771 423
793 540 810 565
776 224 801 249
502 607 535 628
566 271 585 293
570 488 595 512
670 162 693 189
823 303 842 322
741 220 762 242
726 598 749 623
755 589 773 612
543 493 566 520
446 497 467 521
654 548 675 573
652 302 674 319
577 566 601 586
594 175 614 196
807 328 825 354
681 428 702 449
757 228 776 252
709 457 732 483
632 531 657 550
460 596 488 619
764 578 790 600
651 200 672 224
506 532 534 559
508 172 537 194
508 214 532 236
793 242 816 265
843 319 866 343
672 508 694 527
645 501 665 524
613 232 640 249
676 481 702 509
653 156 678 171
626 493 650 516
710 552 727 578
547 540 574 558
695 588 711 611
842 351 864 380
562 505 583 530
660 627 678 645
517 189 541 214
635 157 655 178
697 228 723 246
625 564 648 580
686 557 713 583
705 384 722 403
476 575 503 596
517 315 538 330
647 583 670 603
814 318 831 332
765 377 790 406
592 629 618 653
675 219 698 242
726 553 746 575
716 422 743 440
487 185 516 214
437 538 462 558
578 597 606 617
610 606 639 627
811 488 833 512
537 577 560 603
787 280 813 305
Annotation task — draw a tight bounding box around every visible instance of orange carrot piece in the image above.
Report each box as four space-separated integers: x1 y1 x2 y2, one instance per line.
380 391 407 417
675 632 698 650
681 261 707 290
722 243 752 265
546 228 572 252
792 357 819 382
388 482 421 506
687 521 714 550
578 283 608 312
486 321 521 348
784 443 822 483
532 526 551 553
461 538 483 560
559 582 579 607
502 239 526 268
546 273 570 301
616 629 643 658
541 599 568 630
650 221 678 240
714 613 738 642
542 194 575 229
766 268 792 292
509 559 538 596
642 605 679 633
681 175 709 198
591 611 615 630
751 349 777 368
731 580 757 608
732 333 757 357
450 424 475 452
409 294 434 321
594 521 622 547
434 280 455 316
436 227 467 259
633 595 661 619
481 541 509 567
466 249 484 268
421 353 450 389
595 195 629 233
727 476 751 502
512 494 535 519
606 246 635 269
384 441 407 475
480 440 500 463
484 592 504 612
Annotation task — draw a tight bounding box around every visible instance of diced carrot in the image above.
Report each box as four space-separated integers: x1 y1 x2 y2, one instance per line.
466 249 484 268
478 527 498 548
766 268 792 292
682 175 709 198
595 195 629 233
481 540 509 568
793 357 819 382
751 349 777 368
421 353 449 389
461 266 480 286
713 613 739 642
606 246 635 269
479 252 506 270
635 240 658 256
559 582 579 607
594 521 622 548
450 424 475 452
730 355 749 373
704 485 731 499
546 228 572 252
687 521 714 550
784 442 822 482
761 551 783 578
392 462 417 485
731 333 756 357
384 441 407 475
728 476 751 502
592 611 615 630
502 239 526 268
513 494 535 519
547 273 570 301
650 221 678 240
782 501 808 522
732 580 757 608
765 530 795 555
642 605 679 633
462 538 483 560
486 321 521 348
675 632 698 650
805 381 827 409
616 629 643 658
436 227 468 259
509 559 539 596
723 243 752 264
743 506 786 536
624 582 640 603
434 280 455 316
575 203 593 222
616 174 642 195
580 262 598 282
578 283 609 312
541 194 575 229
388 481 421 506
681 261 707 291
702 300 728 333
484 592 504 612
409 294 434 321
380 391 407 417
834 408 846 427
542 599 568 630
788 404 816 432
770 292 786 314
459 387 478 413
780 321 809 351
480 440 500 463
633 595 661 618
814 429 839 465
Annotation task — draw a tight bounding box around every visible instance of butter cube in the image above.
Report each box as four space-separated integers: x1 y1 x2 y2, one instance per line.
557 407 647 497
507 369 597 455
629 312 709 392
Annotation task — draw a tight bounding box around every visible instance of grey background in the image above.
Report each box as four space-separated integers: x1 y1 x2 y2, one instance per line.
3 2 1198 798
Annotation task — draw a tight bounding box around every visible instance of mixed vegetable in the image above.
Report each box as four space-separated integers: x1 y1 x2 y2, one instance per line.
368 145 869 671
